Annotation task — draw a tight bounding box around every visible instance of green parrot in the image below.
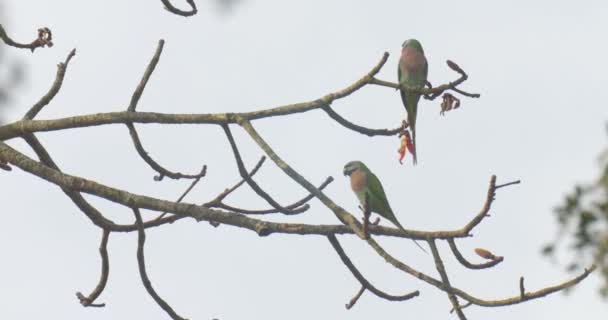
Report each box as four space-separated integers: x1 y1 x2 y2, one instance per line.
343 161 426 252
398 39 428 165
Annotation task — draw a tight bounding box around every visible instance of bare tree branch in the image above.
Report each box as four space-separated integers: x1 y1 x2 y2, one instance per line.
161 0 198 17
0 52 391 140
447 239 504 270
24 49 76 120
211 176 333 215
126 122 208 180
0 37 594 319
1 139 499 239
321 104 403 137
369 59 480 99
345 286 366 310
155 164 208 220
0 24 53 51
207 155 267 203
76 229 110 308
222 123 309 215
125 40 206 180
128 40 165 112
428 239 467 319
133 208 188 320
328 234 419 308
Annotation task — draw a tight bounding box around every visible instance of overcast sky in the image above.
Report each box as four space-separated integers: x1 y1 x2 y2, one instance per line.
1 0 607 319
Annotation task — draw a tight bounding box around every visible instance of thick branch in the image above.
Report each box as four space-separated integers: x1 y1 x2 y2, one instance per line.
0 140 442 237
76 229 110 308
0 52 391 141
160 0 198 17
24 49 76 120
133 208 187 320
328 234 419 306
22 134 118 229
1 140 521 239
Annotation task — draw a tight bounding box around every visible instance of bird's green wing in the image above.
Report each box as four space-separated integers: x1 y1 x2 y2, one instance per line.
366 172 399 225
366 170 427 253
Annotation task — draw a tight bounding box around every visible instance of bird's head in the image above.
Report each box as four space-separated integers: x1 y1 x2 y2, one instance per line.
402 39 424 53
343 161 366 177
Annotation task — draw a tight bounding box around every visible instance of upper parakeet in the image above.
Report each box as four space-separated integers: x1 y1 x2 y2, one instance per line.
343 161 426 252
398 39 428 165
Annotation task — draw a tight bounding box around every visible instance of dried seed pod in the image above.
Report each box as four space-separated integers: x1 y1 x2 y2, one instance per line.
447 60 464 74
475 248 497 260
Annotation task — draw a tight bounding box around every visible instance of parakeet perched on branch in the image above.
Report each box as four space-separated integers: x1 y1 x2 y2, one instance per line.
398 39 428 165
343 161 426 252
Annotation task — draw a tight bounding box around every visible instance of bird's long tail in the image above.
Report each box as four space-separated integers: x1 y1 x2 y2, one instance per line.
407 103 418 165
410 127 417 165
392 218 427 254
411 238 427 254
401 90 419 165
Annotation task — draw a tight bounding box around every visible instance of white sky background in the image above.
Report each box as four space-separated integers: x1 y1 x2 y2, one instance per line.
1 0 607 319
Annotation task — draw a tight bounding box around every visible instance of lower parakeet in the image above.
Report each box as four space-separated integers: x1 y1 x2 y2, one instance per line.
343 160 426 252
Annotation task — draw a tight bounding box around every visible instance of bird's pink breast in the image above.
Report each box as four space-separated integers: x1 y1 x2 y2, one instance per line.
350 170 368 193
400 46 426 72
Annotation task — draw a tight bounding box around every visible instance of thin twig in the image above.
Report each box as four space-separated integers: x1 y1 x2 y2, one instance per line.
211 177 333 215
221 123 309 215
209 156 267 203
76 229 110 308
365 234 598 308
362 193 371 239
345 286 365 309
24 49 76 120
155 164 207 220
428 239 467 320
236 118 367 239
125 40 205 181
369 59 480 99
126 123 207 180
321 104 403 137
128 40 165 112
451 302 473 314
447 239 504 270
496 180 521 189
328 234 419 307
160 0 198 17
133 208 188 320
0 24 53 51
